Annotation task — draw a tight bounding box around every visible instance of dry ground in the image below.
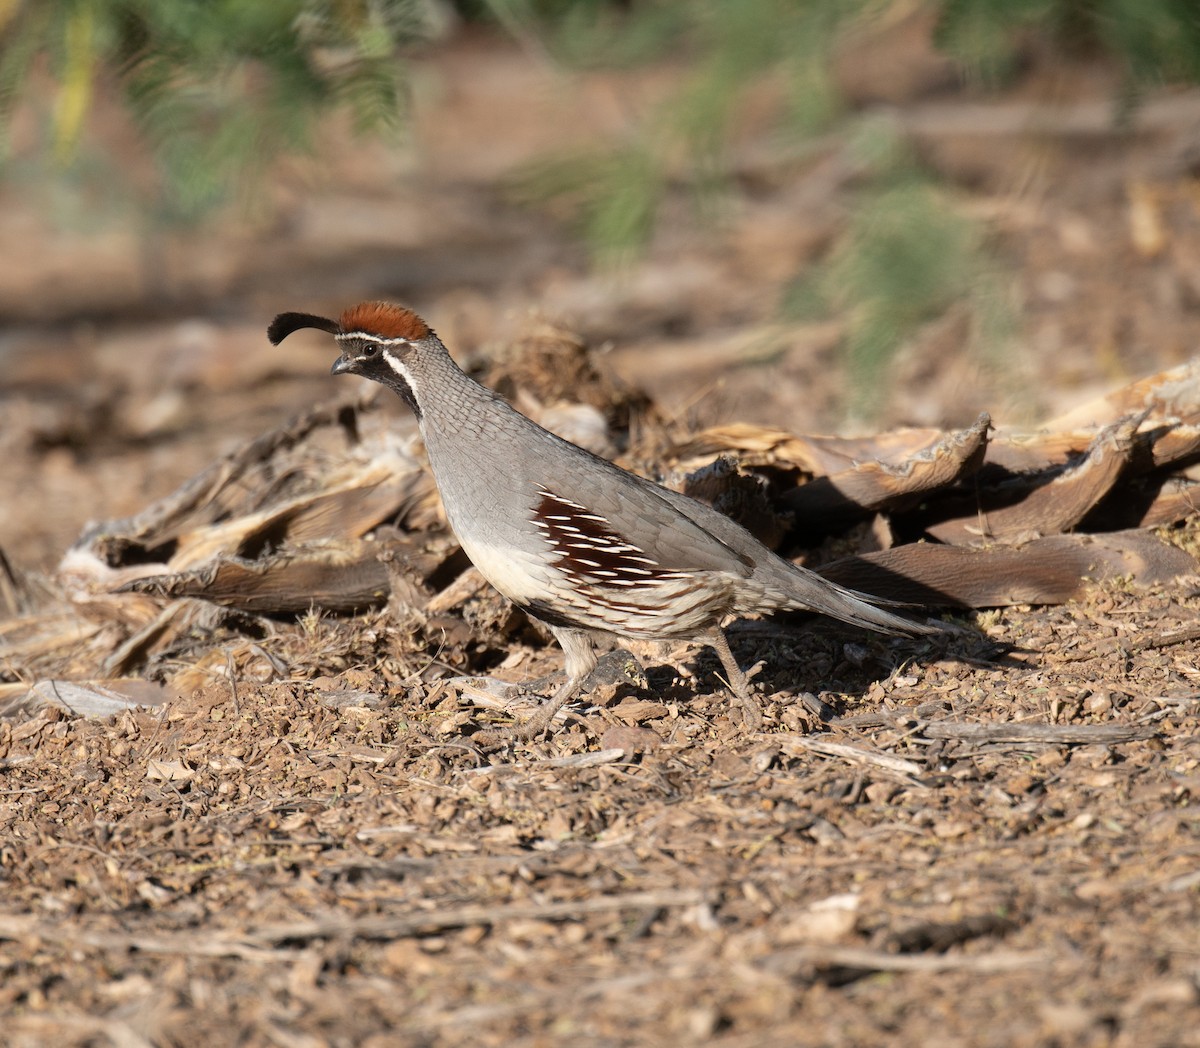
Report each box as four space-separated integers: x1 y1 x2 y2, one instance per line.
1 586 1198 1046
2 23 1200 1048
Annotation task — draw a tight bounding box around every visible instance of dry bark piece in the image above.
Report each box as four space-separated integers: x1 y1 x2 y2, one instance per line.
818 529 1197 608
1082 474 1200 531
682 457 791 549
910 721 1158 745
150 450 433 575
121 541 394 615
52 395 439 620
780 413 991 533
1044 358 1200 431
0 678 175 721
922 414 1139 544
924 421 1200 534
973 359 1200 474
609 697 669 724
101 600 199 677
146 759 195 783
1135 478 1200 526
973 419 1200 476
77 393 381 561
67 393 438 602
1142 423 1200 469
0 610 103 665
667 419 977 477
483 317 652 435
668 366 1200 555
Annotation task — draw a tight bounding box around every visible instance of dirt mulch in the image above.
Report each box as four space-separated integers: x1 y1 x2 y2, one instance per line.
4 27 1200 1046
1 584 1199 1046
3 327 1200 1044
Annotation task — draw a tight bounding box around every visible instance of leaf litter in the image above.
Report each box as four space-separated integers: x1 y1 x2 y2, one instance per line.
1 324 1199 1046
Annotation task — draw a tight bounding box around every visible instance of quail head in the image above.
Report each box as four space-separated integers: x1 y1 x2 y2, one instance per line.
269 302 938 736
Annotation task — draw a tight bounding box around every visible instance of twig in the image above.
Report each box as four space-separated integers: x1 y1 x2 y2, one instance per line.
1125 623 1200 653
0 890 709 957
100 603 184 677
0 915 292 962
778 735 927 786
913 721 1157 745
760 944 1048 976
226 648 240 717
74 393 379 551
248 888 707 945
460 748 627 776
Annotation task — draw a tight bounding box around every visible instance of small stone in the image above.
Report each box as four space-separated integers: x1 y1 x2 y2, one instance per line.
864 781 896 805
599 725 661 753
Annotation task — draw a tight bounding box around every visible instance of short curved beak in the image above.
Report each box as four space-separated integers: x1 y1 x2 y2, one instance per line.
330 355 354 376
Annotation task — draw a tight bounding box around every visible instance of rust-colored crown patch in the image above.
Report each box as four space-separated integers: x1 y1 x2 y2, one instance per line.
338 302 430 341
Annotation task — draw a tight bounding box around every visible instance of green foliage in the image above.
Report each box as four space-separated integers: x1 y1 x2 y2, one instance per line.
815 179 980 409
934 0 1200 86
515 144 664 267
0 0 427 219
932 0 1055 85
490 0 1200 416
501 0 870 263
484 0 687 68
784 121 985 413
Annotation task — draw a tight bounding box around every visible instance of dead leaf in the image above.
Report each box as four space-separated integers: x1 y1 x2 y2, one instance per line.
146 759 193 784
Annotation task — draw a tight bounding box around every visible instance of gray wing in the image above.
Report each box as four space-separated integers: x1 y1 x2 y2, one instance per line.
528 426 936 637
532 437 759 580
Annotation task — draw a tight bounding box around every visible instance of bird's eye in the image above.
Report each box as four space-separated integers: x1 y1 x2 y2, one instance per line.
362 345 377 357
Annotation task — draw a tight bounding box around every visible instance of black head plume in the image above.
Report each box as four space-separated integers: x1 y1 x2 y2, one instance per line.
268 312 340 345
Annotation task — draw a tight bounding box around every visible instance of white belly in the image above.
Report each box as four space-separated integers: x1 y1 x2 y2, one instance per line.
455 530 550 605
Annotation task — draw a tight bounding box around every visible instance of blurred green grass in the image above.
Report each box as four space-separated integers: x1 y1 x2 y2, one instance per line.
3 0 1200 412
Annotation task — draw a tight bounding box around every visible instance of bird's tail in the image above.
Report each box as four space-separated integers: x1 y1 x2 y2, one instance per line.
777 561 941 637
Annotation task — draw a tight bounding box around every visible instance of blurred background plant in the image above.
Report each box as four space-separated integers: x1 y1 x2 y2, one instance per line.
2 0 1199 411
0 0 431 221
487 0 1200 412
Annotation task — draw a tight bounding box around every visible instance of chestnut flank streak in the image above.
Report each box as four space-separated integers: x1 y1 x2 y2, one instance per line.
533 489 689 589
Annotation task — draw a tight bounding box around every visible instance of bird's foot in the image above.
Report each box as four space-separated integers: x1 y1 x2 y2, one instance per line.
706 630 766 733
737 690 764 732
473 696 571 749
473 650 648 749
474 675 583 749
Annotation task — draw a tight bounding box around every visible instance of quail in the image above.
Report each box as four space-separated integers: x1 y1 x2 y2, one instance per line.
269 302 938 736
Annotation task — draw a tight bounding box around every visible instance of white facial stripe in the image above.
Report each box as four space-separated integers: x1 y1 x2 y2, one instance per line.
383 350 415 387
336 331 411 345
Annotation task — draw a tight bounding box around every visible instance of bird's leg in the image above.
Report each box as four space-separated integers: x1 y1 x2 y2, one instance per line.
706 628 763 731
477 626 597 745
504 671 585 742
